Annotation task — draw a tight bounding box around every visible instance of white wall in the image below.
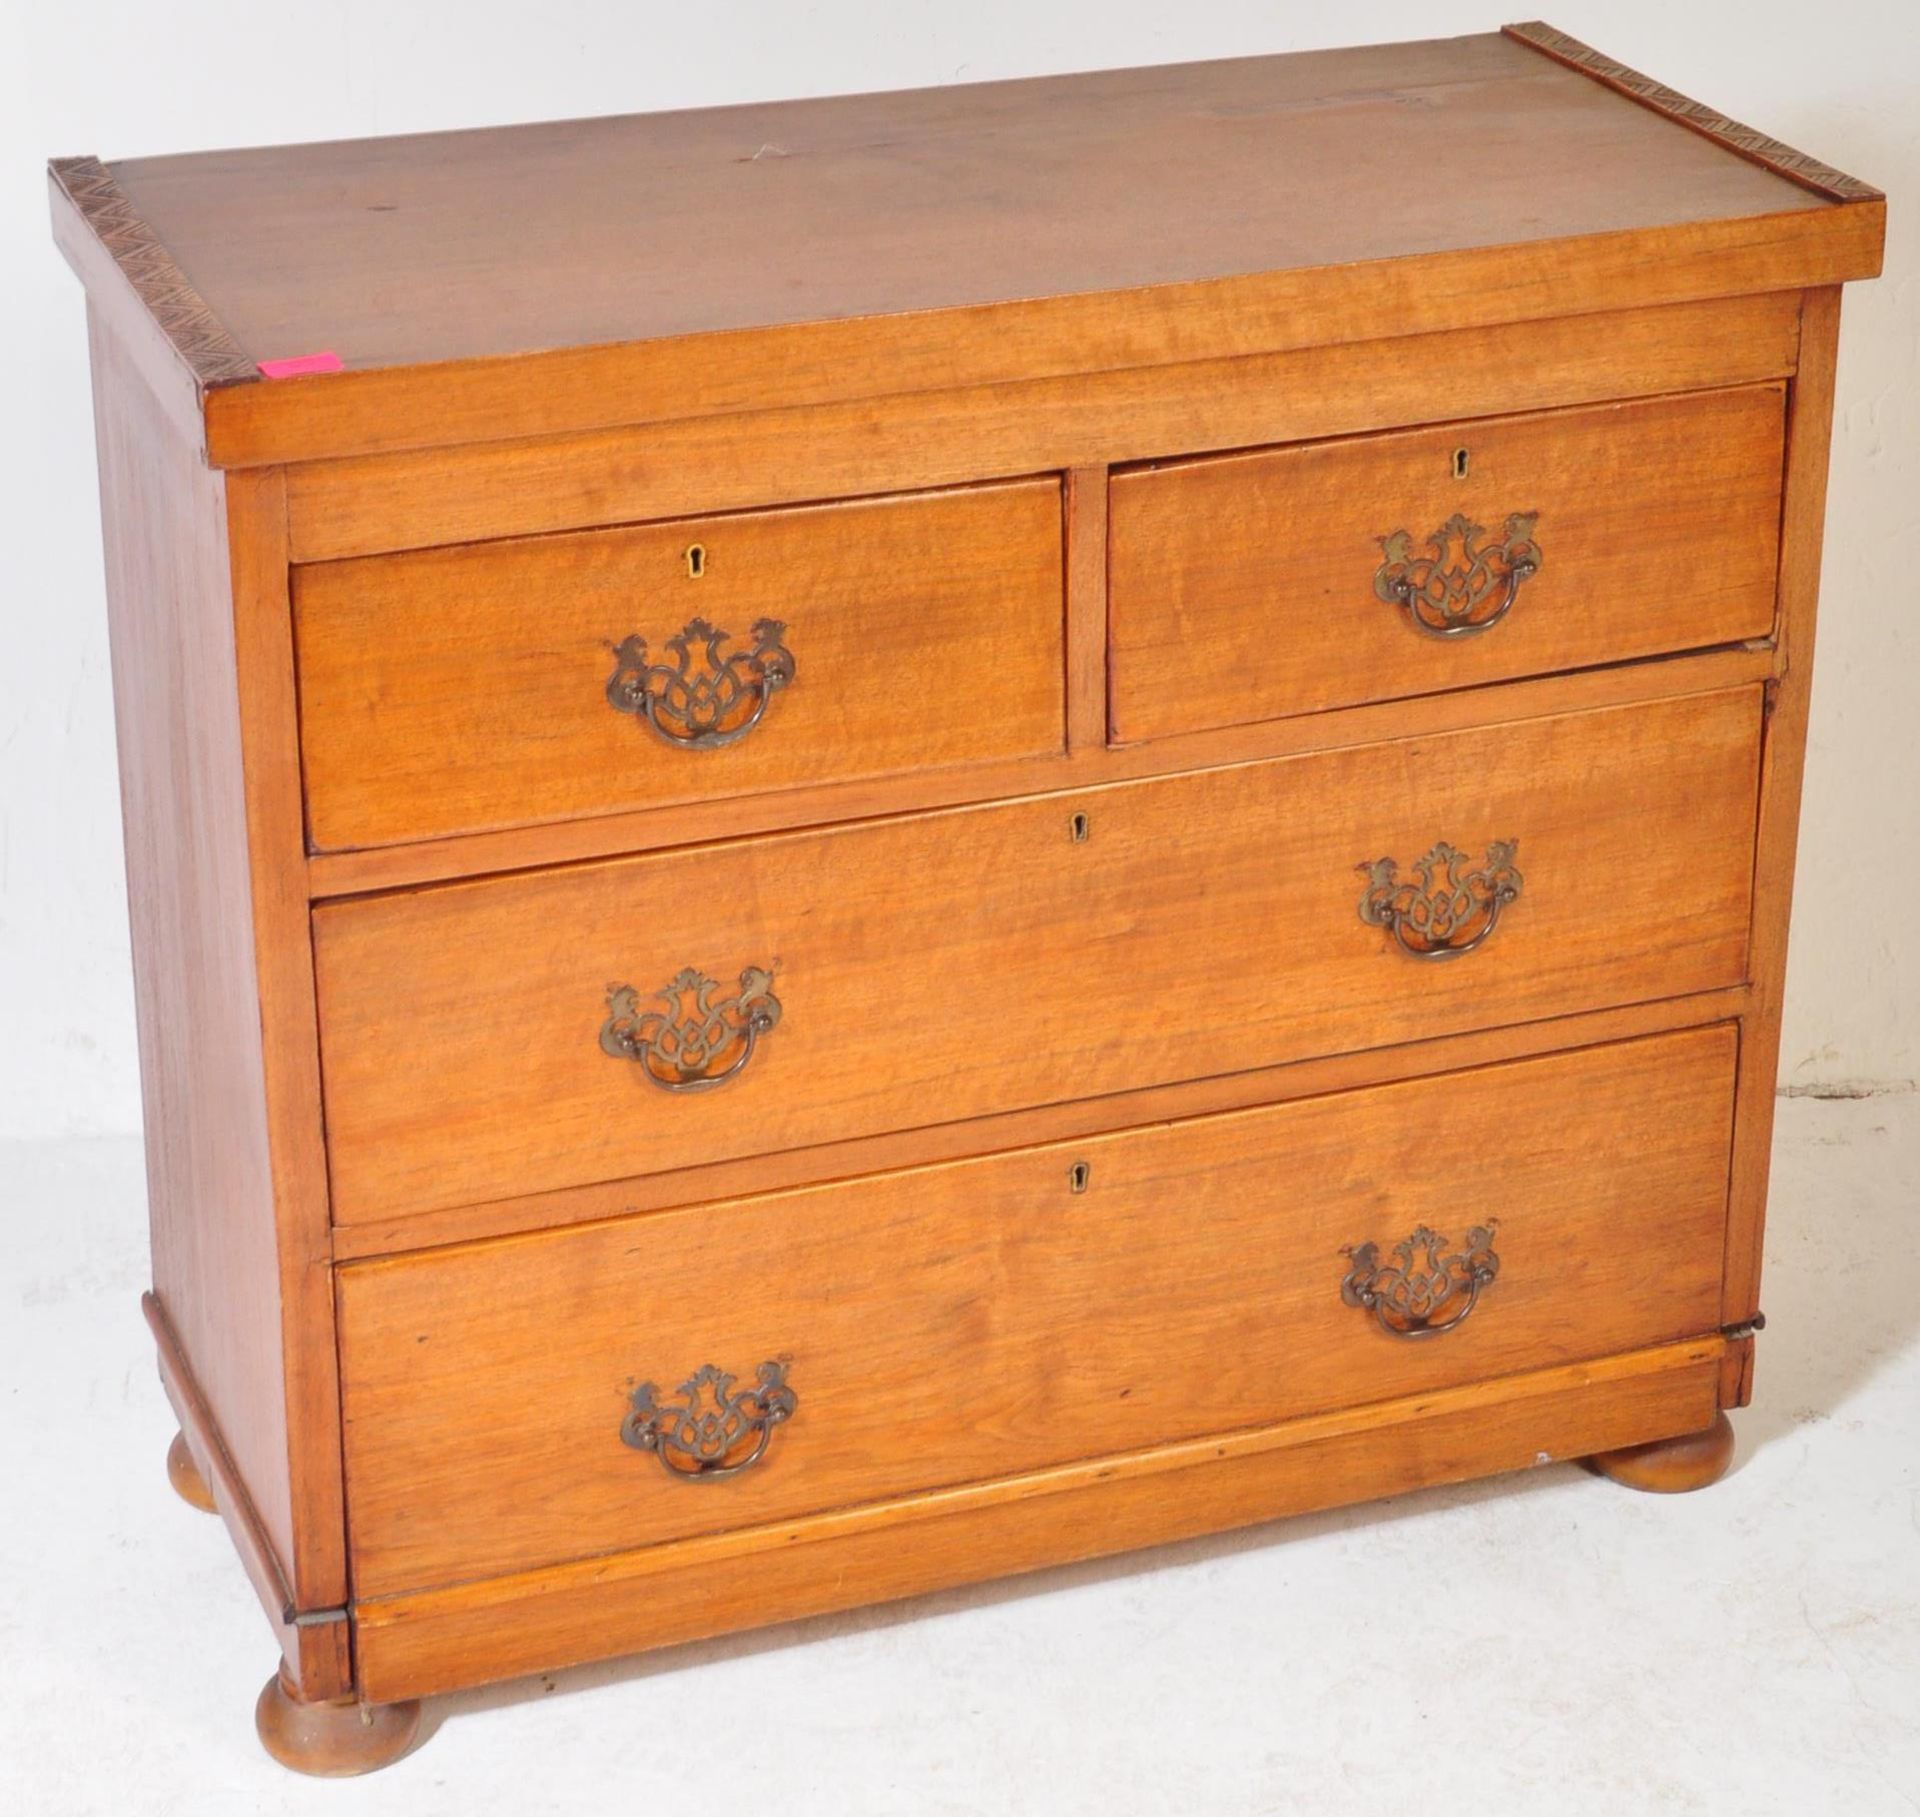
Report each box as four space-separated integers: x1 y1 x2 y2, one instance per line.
1 0 1913 1138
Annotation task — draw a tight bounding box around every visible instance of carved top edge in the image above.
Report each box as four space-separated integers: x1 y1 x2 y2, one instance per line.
1503 23 1882 205
48 155 261 391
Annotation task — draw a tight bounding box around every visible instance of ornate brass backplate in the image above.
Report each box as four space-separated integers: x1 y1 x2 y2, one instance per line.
605 616 795 747
600 966 782 1090
1357 839 1522 960
621 1360 798 1480
1374 511 1541 637
1341 1222 1501 1340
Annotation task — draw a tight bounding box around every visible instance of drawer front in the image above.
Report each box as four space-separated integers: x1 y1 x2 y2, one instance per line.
314 687 1760 1222
294 477 1065 850
337 1024 1738 1594
1109 385 1784 742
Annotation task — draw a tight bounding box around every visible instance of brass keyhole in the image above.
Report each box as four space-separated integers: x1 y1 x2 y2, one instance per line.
1068 1160 1091 1194
1069 812 1090 843
1451 447 1470 480
684 543 706 579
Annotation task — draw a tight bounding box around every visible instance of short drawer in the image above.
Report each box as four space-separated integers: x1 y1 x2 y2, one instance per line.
313 686 1760 1223
293 477 1065 850
1108 385 1784 742
337 1024 1738 1594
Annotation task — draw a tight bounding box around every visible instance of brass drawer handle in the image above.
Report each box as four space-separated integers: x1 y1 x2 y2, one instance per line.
1375 512 1541 638
1358 839 1521 960
605 616 795 748
1341 1223 1501 1340
621 1360 797 1481
600 966 782 1090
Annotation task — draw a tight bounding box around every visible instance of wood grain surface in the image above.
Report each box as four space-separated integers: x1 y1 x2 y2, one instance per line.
313 687 1762 1222
86 315 348 1693
46 18 1879 1723
52 32 1876 467
329 987 1751 1259
305 644 1779 902
88 314 291 1562
350 1336 1726 1701
295 478 1063 850
1725 287 1844 1326
282 293 1804 565
1110 384 1784 741
337 1025 1736 1594
105 36 1820 377
148 1296 347 1696
1503 24 1882 201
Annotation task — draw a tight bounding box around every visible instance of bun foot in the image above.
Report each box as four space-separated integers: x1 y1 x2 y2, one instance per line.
165 1431 216 1513
255 1669 423 1776
1583 1410 1736 1493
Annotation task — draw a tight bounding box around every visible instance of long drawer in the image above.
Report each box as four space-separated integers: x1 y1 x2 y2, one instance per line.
337 1024 1738 1595
293 477 1065 850
313 686 1761 1222
1108 385 1784 742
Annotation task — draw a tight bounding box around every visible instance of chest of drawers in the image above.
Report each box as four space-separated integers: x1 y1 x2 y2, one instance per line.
52 23 1883 1774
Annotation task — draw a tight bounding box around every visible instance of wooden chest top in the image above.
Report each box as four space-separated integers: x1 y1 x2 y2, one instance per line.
50 24 1882 467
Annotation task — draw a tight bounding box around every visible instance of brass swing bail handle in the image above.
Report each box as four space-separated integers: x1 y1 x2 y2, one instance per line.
1357 839 1522 961
600 965 783 1091
605 615 796 749
1375 511 1542 639
620 1360 798 1481
1340 1223 1501 1341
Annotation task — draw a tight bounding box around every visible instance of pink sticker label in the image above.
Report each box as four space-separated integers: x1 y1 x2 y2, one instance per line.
257 352 343 378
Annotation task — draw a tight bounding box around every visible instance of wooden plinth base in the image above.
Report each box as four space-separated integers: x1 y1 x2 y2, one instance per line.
1583 1410 1736 1493
165 1431 217 1514
255 1669 423 1777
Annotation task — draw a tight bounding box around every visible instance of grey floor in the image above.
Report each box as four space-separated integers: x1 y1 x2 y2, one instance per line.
4 1094 1917 1816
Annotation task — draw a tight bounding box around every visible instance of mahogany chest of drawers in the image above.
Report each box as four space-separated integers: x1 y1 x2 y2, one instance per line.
52 23 1884 1774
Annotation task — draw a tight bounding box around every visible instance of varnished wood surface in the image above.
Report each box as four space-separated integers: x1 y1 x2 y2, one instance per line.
306 644 1779 903
314 688 1761 1222
329 987 1750 1260
48 173 224 458
50 33 1877 467
287 285 1796 900
146 1295 350 1696
296 479 1063 851
1504 24 1880 201
1110 385 1783 741
49 158 257 389
1063 466 1108 751
86 314 299 1589
46 18 1879 1733
254 1670 420 1777
89 312 350 1694
1584 1409 1737 1492
222 472 353 1641
338 1026 1735 1595
103 35 1821 377
283 292 1804 566
1724 288 1844 1325
350 1336 1725 1702
199 200 1885 472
